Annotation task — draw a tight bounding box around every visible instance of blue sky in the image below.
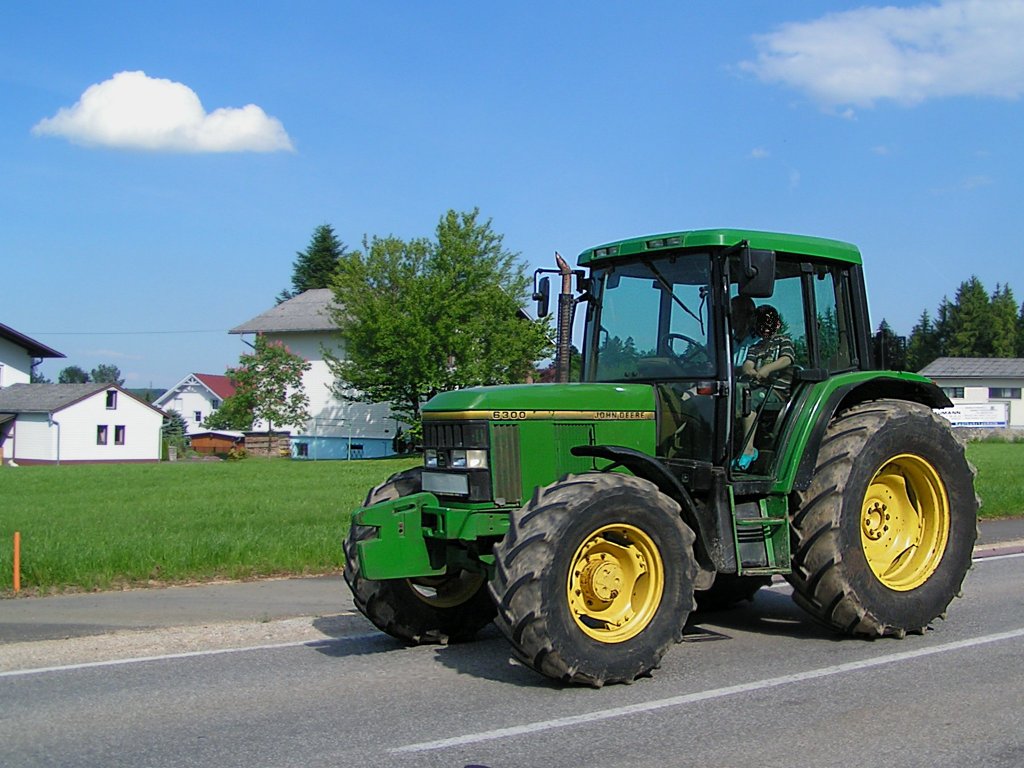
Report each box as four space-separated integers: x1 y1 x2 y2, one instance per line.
4 1 1023 388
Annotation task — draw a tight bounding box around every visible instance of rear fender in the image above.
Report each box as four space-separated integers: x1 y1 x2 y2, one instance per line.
775 373 951 494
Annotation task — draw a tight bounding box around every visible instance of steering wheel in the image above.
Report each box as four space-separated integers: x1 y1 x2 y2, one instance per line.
661 332 707 364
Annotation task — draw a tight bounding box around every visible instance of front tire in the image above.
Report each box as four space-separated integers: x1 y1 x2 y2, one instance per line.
788 400 977 636
343 468 496 644
490 474 696 686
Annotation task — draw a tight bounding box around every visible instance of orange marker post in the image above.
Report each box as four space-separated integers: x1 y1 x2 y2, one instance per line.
13 531 20 594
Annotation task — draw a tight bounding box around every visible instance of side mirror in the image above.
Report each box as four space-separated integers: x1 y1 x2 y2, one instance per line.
738 248 776 298
533 275 551 318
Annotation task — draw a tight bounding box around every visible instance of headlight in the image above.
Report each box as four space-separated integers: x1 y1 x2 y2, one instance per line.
424 449 439 468
450 449 488 469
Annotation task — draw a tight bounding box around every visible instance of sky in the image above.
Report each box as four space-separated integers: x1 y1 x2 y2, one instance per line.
4 0 1024 388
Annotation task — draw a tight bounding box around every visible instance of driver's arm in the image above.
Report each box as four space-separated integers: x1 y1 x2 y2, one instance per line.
755 354 792 379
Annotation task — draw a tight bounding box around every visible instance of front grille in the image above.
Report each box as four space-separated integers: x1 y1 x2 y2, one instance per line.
423 421 488 449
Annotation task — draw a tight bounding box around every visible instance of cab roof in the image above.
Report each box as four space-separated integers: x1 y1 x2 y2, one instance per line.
578 228 862 267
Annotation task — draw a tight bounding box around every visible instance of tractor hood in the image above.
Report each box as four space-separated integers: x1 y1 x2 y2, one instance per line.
422 382 656 419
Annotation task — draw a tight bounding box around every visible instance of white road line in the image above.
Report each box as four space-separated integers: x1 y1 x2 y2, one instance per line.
974 551 1024 563
392 626 1024 754
0 632 381 679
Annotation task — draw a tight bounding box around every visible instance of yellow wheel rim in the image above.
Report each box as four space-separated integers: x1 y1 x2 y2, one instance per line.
860 454 950 591
407 572 485 608
567 524 665 643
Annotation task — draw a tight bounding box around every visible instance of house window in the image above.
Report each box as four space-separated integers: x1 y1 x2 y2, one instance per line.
195 411 203 424
989 387 1022 399
97 425 108 445
942 387 965 399
211 399 221 410
115 425 126 445
296 442 309 457
105 390 118 409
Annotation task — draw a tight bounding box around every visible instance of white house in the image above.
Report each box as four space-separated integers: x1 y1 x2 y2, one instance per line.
919 357 1024 431
0 322 64 388
230 289 402 459
153 373 236 435
0 383 165 464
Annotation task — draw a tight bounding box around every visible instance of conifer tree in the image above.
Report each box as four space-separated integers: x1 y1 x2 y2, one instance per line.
989 283 1018 357
278 224 348 303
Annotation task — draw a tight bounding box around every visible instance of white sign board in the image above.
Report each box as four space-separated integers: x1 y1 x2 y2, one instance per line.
935 402 1009 428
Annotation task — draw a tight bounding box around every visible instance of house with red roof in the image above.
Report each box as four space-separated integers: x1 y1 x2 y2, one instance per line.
153 373 237 435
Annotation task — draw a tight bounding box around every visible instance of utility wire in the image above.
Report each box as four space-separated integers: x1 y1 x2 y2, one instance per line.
29 329 228 336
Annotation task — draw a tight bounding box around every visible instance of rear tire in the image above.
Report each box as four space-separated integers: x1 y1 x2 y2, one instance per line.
343 468 496 644
490 474 696 686
788 400 977 636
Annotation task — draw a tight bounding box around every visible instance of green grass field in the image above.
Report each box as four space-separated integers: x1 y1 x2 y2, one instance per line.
0 457 417 594
1 443 1020 594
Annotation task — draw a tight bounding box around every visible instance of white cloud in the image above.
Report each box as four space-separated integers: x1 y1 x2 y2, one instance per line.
742 0 1024 109
750 147 770 159
33 71 294 153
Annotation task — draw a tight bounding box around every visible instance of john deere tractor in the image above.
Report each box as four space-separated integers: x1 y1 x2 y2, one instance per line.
343 228 977 686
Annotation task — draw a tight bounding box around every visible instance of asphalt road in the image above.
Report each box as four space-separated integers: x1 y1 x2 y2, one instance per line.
2 517 1022 645
1 548 1023 768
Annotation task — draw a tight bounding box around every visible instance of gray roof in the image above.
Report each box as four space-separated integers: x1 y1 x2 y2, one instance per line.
229 289 338 334
918 357 1024 378
0 383 110 413
0 322 64 359
0 383 165 416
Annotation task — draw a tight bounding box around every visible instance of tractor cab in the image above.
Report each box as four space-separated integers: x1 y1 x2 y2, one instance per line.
574 231 867 485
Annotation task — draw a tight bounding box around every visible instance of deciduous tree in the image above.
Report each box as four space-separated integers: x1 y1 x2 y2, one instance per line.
201 389 255 431
90 363 124 385
57 365 89 383
230 334 311 435
327 208 552 429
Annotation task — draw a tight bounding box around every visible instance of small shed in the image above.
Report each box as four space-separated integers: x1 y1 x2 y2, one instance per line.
190 430 245 455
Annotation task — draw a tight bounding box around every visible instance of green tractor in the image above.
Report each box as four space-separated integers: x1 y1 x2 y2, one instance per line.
343 228 977 686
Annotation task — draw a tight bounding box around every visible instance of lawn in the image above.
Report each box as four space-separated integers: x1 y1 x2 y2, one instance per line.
0 457 418 594
1 442 1020 594
966 441 1024 520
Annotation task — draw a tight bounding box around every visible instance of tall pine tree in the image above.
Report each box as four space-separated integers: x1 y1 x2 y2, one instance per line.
989 283 1018 357
278 224 348 303
1018 301 1024 357
907 309 942 371
872 319 907 370
946 277 991 357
